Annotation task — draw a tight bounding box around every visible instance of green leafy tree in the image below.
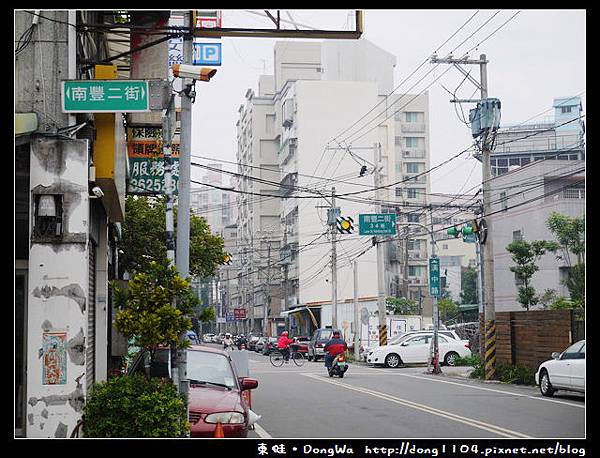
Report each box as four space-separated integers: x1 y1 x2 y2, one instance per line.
506 240 560 311
385 297 419 315
459 266 478 305
119 196 226 278
437 297 459 323
545 212 585 305
112 259 198 353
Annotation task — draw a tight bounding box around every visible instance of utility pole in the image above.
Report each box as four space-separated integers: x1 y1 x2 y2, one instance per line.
402 226 410 299
264 241 272 336
283 230 290 330
429 206 441 374
475 237 485 356
330 187 338 330
431 53 496 380
374 143 388 346
353 259 359 362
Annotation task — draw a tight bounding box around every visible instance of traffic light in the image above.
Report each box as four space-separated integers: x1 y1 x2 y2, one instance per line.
223 253 232 265
337 216 354 234
447 226 460 238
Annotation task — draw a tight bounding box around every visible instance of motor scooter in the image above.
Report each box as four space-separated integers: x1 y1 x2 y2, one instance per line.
327 353 348 378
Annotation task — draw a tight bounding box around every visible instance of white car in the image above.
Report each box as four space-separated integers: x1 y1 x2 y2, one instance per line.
360 330 462 362
535 339 585 397
366 333 471 368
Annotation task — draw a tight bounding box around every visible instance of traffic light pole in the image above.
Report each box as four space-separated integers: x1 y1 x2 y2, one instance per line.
431 53 496 379
374 143 388 347
330 187 338 330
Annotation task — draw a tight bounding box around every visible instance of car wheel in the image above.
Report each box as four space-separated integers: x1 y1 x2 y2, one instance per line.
384 353 402 368
444 351 459 366
307 354 313 362
539 370 555 397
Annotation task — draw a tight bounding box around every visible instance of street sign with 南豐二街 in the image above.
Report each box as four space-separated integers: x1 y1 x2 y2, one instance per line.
358 214 397 235
62 80 150 113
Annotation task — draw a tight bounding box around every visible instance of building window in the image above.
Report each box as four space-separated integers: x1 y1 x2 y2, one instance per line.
395 163 402 174
395 188 403 197
405 112 418 123
405 137 421 148
561 106 572 114
408 213 419 223
406 188 424 199
442 244 448 250
500 191 508 211
408 266 422 277
512 230 523 241
406 163 421 173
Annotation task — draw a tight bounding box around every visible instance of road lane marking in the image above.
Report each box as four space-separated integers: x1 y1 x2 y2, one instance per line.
302 373 532 439
253 423 272 438
367 368 585 409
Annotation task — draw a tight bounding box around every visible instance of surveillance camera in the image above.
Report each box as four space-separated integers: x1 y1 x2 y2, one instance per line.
91 186 104 198
171 64 217 82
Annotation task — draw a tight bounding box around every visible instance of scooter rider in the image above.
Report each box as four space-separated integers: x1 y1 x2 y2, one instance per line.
222 333 234 350
324 330 347 370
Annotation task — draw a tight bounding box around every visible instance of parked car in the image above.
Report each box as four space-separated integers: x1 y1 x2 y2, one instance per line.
202 333 215 343
535 339 585 397
307 328 337 362
366 332 471 368
360 329 462 362
247 335 261 351
261 337 279 355
213 333 225 344
292 336 310 355
127 344 258 437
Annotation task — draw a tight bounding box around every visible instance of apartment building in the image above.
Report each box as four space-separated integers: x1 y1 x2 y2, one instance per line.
489 160 585 311
236 39 432 336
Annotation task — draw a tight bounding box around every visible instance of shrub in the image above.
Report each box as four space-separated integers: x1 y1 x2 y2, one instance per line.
83 374 190 438
454 354 481 367
495 362 536 386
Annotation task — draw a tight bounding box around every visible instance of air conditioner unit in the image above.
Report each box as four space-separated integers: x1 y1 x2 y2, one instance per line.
282 101 294 127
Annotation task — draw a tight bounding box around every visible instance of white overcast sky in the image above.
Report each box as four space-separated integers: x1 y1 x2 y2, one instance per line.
190 9 586 194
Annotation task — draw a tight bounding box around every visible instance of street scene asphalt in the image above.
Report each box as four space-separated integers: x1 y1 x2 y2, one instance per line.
238 349 585 439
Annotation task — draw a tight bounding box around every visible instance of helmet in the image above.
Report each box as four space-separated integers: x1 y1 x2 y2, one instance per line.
282 331 288 336
333 330 341 337
225 333 231 338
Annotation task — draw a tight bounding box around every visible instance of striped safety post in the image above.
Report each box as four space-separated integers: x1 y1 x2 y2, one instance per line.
378 324 388 346
484 319 497 380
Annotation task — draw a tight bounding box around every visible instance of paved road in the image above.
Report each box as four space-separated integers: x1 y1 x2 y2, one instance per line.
240 349 584 439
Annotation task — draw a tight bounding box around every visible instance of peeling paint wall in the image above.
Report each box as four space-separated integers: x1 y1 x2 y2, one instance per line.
27 138 90 437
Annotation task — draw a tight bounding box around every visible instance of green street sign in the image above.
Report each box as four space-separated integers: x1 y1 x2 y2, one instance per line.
429 257 441 297
62 80 150 113
358 213 397 235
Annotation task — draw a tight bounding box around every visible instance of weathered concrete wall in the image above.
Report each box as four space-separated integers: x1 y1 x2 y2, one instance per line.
27 137 89 437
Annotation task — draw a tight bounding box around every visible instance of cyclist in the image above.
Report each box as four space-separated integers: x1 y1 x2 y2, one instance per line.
276 331 294 362
324 330 347 370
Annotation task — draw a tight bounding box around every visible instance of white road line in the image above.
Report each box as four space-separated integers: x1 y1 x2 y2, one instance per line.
302 373 532 439
253 423 272 438
368 368 585 409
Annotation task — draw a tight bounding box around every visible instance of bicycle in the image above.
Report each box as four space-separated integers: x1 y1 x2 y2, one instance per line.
270 345 305 367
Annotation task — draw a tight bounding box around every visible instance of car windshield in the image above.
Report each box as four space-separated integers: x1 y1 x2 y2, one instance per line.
187 351 237 389
319 330 333 340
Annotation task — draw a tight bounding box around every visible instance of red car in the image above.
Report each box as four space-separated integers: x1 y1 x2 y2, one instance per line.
292 336 310 355
128 345 258 437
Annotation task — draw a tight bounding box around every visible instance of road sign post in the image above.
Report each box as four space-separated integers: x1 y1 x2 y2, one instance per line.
358 214 397 236
62 80 151 112
429 256 441 297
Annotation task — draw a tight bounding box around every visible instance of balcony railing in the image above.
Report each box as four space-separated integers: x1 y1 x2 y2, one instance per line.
400 123 426 133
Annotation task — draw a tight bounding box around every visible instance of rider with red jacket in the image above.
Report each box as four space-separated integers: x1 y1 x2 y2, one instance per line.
324 330 347 369
276 331 294 361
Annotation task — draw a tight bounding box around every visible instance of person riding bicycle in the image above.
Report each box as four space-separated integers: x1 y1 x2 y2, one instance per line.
324 330 347 370
276 331 294 362
222 333 234 350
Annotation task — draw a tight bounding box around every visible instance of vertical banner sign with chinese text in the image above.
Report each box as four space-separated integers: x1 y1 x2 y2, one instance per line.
127 125 180 195
429 257 441 297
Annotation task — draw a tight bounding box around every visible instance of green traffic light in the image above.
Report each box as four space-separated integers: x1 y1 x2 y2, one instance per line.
447 227 460 237
462 225 474 235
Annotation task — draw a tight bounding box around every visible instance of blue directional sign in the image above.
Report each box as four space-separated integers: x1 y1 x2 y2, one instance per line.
429 257 441 297
193 42 222 66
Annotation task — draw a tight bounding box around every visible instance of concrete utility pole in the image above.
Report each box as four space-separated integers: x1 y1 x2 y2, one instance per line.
475 237 485 356
430 53 496 379
264 240 272 336
374 143 388 346
353 259 360 362
330 187 338 330
429 206 441 374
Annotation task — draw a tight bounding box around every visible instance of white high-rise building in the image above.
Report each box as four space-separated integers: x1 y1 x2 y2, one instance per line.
236 39 432 336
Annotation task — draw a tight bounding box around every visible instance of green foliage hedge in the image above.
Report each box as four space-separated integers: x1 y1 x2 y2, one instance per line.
463 356 536 385
83 374 189 438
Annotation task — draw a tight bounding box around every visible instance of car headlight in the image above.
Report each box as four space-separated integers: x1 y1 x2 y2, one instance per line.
204 412 245 424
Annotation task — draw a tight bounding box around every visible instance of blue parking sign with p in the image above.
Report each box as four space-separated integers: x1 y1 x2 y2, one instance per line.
193 42 222 66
